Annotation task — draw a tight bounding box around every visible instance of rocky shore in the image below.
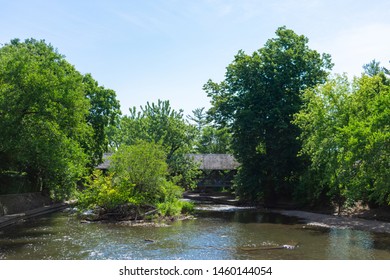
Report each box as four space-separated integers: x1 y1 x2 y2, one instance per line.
273 209 390 234
185 191 390 234
1 191 389 234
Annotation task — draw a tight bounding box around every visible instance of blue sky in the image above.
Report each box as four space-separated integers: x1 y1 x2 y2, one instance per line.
1 0 389 116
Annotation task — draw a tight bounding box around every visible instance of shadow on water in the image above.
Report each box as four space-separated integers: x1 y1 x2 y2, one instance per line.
301 225 390 254
196 209 302 225
194 202 303 225
1 203 390 260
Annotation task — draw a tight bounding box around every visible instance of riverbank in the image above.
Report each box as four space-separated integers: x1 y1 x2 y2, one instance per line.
185 191 390 234
0 192 70 229
1 191 389 234
273 209 390 234
0 203 69 229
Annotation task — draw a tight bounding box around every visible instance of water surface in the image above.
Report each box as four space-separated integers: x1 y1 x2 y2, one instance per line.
1 203 390 260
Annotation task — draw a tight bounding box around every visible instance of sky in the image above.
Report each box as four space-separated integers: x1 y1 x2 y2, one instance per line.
1 0 389 116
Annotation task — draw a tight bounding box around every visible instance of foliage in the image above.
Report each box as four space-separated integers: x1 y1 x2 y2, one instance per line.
157 199 194 217
77 142 191 217
294 74 390 207
188 107 232 154
110 142 169 205
204 27 333 205
117 100 200 189
363 59 390 78
293 75 351 208
82 74 121 168
77 170 131 210
156 180 193 216
0 38 121 198
196 126 232 154
187 107 208 132
0 38 90 199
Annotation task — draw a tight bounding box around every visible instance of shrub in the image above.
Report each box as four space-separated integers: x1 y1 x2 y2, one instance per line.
77 141 191 217
77 170 132 210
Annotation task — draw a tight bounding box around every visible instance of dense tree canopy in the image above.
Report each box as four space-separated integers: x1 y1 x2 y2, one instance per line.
205 27 333 204
188 107 232 154
2 32 387 215
110 142 170 206
0 39 90 197
0 39 120 198
294 73 390 208
116 100 199 189
83 73 121 168
78 141 192 217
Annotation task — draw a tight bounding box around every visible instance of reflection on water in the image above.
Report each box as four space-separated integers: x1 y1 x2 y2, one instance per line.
1 203 390 260
326 228 374 259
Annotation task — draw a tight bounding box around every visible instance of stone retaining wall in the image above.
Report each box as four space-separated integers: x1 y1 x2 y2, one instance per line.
0 193 52 216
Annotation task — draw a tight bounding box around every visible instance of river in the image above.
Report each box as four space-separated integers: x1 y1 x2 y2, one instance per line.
1 202 390 260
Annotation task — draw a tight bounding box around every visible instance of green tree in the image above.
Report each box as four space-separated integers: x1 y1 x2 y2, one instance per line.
348 75 389 205
294 74 390 208
187 107 208 132
110 142 169 205
119 100 199 188
78 141 191 217
0 39 90 198
293 75 351 209
196 126 232 154
188 107 232 154
82 73 121 168
205 27 333 205
363 59 390 77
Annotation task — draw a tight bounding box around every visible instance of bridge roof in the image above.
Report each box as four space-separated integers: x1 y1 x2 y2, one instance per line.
96 153 113 170
187 154 240 170
96 153 240 171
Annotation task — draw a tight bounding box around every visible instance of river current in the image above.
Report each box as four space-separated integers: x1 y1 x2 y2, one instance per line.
1 202 390 260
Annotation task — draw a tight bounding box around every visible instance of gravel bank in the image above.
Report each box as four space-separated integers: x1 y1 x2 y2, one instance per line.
275 210 390 233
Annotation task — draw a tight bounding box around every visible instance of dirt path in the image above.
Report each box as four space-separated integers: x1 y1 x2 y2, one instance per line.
274 210 390 234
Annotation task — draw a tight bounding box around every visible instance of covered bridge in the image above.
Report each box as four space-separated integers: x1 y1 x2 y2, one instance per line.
187 154 239 190
96 153 240 190
96 153 113 170
186 154 239 171
97 153 239 171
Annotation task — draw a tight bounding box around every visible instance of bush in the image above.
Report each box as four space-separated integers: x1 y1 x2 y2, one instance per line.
77 141 191 218
157 200 194 217
77 170 131 210
110 142 168 206
157 180 194 216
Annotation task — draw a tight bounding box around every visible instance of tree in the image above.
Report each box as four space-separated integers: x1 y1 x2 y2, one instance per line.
363 60 382 76
82 73 121 168
77 141 192 217
293 75 351 209
187 107 232 154
363 59 390 77
347 74 389 205
196 126 232 154
110 142 169 206
204 27 333 205
187 107 208 132
0 39 90 198
118 100 199 189
294 74 390 208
